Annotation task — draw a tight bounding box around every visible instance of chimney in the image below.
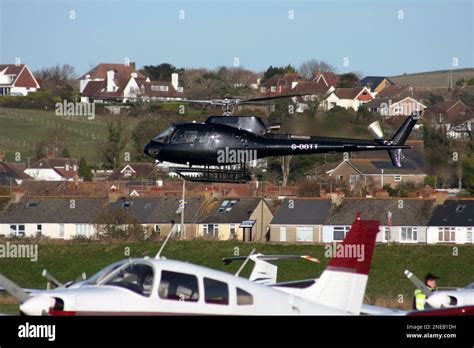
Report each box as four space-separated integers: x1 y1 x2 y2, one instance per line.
171 73 179 90
130 62 136 72
106 70 116 92
47 151 54 159
0 150 4 162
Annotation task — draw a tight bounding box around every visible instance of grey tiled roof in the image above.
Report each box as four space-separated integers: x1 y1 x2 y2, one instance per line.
199 198 262 224
323 198 435 226
428 200 474 227
0 198 107 224
108 196 205 224
270 199 331 225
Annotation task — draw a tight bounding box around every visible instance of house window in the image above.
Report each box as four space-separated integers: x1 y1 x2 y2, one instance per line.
36 224 42 237
394 176 402 182
401 227 417 242
270 86 277 92
237 288 253 305
383 226 391 242
158 270 199 302
296 226 313 242
218 200 238 213
467 228 472 243
151 85 169 92
438 227 455 242
260 87 267 93
204 277 229 305
229 224 236 239
203 224 218 238
333 226 350 241
349 175 358 185
59 224 65 238
123 168 133 177
336 175 343 181
279 226 287 242
10 225 17 236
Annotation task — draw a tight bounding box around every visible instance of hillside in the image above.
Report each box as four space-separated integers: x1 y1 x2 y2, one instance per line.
390 68 474 88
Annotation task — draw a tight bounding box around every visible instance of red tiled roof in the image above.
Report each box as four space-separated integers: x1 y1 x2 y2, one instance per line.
334 87 366 99
430 100 466 113
80 63 145 80
0 64 24 76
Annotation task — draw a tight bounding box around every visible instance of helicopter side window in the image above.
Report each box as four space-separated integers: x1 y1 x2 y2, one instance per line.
153 127 175 143
171 130 198 144
104 263 154 297
158 270 199 302
198 132 210 144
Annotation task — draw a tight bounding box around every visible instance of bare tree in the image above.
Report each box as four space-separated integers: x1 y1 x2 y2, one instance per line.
298 59 336 78
278 155 293 187
34 64 76 82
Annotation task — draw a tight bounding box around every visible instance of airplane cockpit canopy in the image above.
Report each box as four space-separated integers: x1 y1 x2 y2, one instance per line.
104 262 154 297
465 282 474 289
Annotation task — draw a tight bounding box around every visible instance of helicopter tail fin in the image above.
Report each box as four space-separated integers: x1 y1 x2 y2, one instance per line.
386 112 420 167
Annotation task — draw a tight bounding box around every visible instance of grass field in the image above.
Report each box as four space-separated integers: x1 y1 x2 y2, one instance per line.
391 68 474 88
1 240 473 314
0 107 140 165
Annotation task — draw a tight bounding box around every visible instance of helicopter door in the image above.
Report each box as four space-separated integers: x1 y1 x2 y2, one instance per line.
197 131 211 149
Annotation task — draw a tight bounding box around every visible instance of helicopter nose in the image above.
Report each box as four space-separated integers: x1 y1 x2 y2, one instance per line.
144 141 162 158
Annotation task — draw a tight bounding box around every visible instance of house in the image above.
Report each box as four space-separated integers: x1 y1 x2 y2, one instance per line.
426 200 474 244
312 72 342 88
427 100 472 139
197 198 273 241
0 198 106 239
326 159 427 189
24 157 79 181
269 198 331 243
79 62 145 93
0 64 41 96
322 198 435 243
365 97 426 116
107 196 205 239
0 156 30 185
259 73 301 95
80 62 183 103
290 80 334 113
359 76 394 94
108 163 158 181
324 87 374 111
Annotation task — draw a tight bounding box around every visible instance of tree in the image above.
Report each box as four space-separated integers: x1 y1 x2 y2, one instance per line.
298 59 336 78
337 73 360 88
34 64 76 83
62 148 71 158
462 155 474 194
423 93 444 108
98 118 127 169
95 206 145 241
262 64 297 82
131 118 164 160
278 155 293 187
79 157 93 181
141 63 184 81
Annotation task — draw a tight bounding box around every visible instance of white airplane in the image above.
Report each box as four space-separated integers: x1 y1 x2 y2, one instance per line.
405 270 474 309
1 215 382 316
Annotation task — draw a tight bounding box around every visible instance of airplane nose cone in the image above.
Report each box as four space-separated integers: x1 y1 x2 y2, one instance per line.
144 141 162 158
20 295 55 316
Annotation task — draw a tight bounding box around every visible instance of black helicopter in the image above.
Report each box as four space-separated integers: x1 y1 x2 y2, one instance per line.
143 95 420 183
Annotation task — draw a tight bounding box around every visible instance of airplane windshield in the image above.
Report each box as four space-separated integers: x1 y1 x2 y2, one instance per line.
465 282 474 289
105 263 154 297
153 127 175 143
82 259 129 286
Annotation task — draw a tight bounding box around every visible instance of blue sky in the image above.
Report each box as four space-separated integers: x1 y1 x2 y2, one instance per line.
1 0 473 77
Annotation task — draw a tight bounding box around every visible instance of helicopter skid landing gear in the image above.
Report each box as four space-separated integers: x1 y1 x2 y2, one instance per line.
170 165 251 183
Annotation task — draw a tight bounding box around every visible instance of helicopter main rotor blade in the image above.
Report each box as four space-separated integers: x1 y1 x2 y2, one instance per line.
238 93 311 103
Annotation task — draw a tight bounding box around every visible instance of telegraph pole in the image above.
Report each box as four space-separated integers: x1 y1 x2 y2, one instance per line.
180 179 186 239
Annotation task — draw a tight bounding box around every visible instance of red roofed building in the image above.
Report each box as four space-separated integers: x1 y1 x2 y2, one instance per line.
24 157 79 181
80 63 183 103
259 73 302 95
0 64 41 96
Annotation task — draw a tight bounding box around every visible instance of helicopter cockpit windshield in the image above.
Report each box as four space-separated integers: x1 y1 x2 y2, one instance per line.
153 127 175 143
